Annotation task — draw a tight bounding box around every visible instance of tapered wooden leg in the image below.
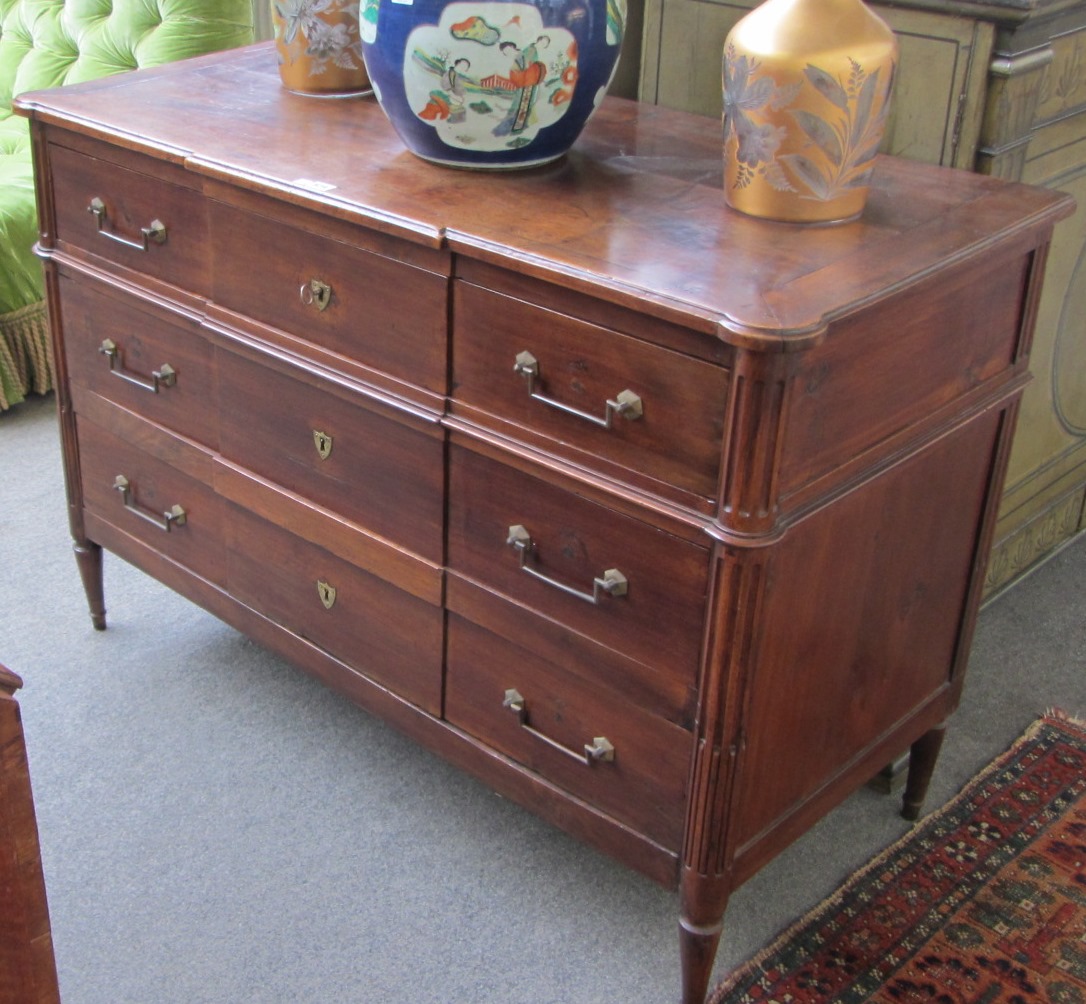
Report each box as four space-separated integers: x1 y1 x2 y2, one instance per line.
901 722 947 821
679 914 724 1004
74 539 106 631
679 867 731 1004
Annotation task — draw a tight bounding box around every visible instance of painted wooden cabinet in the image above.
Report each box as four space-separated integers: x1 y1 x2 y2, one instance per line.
639 0 1086 594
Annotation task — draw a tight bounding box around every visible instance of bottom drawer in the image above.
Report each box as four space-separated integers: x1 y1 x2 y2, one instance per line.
446 615 692 851
226 506 443 715
77 413 225 586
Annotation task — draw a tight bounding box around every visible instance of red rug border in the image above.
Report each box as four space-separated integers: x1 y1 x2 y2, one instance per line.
707 708 1086 1004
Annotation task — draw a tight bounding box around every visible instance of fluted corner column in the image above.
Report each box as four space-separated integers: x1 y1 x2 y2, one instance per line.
715 347 797 537
678 538 771 1004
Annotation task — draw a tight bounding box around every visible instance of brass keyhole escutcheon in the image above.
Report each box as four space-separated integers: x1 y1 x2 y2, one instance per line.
313 429 333 460
300 278 333 311
317 580 337 610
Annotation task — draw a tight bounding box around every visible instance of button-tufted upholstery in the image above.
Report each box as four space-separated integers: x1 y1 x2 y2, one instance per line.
0 0 254 409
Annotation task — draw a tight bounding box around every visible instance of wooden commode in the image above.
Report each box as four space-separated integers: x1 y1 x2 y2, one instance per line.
15 43 1073 1003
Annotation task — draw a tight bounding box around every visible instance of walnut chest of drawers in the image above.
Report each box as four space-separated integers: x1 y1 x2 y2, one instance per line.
15 44 1073 1004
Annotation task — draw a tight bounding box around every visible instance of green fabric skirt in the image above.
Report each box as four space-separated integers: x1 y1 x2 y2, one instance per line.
0 113 48 410
0 299 50 410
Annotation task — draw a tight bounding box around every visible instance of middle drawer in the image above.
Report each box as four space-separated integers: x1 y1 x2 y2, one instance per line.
217 348 444 563
59 270 216 449
448 444 710 680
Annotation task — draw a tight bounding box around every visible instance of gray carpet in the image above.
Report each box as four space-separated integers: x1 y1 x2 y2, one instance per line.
2 391 1083 1004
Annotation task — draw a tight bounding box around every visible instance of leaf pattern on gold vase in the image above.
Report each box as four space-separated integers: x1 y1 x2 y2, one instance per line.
723 48 799 192
724 46 896 202
275 0 364 73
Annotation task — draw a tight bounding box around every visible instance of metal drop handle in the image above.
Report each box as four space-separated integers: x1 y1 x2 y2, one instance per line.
88 197 167 250
113 476 186 532
513 351 643 429
506 525 627 605
503 689 615 766
98 340 176 393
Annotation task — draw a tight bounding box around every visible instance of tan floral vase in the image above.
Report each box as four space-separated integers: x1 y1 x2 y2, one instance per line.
273 0 371 97
722 0 898 223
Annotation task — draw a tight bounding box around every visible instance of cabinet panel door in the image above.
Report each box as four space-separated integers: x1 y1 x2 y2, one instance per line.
640 0 992 168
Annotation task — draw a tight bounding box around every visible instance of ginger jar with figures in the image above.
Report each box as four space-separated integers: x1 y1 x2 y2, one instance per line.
273 0 371 97
722 0 898 223
360 0 627 168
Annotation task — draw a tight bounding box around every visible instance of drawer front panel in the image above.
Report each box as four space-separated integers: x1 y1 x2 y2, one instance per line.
227 506 443 714
210 203 447 391
59 274 215 448
453 282 730 500
218 350 444 562
49 143 209 293
448 445 709 676
446 615 691 850
446 573 697 729
77 415 225 586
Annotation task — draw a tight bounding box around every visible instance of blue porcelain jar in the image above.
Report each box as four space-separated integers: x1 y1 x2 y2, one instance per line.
360 0 627 168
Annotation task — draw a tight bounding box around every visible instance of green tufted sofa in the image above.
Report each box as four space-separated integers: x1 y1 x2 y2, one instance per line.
0 0 254 410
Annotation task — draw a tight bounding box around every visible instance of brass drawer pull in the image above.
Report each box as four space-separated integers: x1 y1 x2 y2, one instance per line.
300 278 333 311
87 197 167 250
503 689 615 765
506 524 627 605
513 351 643 428
98 339 176 393
113 475 186 532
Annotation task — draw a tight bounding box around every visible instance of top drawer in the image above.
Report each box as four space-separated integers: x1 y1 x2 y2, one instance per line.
451 281 731 505
49 141 209 295
209 201 448 393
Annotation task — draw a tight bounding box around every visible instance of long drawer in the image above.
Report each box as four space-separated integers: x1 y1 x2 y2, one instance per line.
447 444 710 680
452 280 731 503
446 614 692 850
76 412 226 587
217 348 444 563
58 271 216 448
226 506 443 714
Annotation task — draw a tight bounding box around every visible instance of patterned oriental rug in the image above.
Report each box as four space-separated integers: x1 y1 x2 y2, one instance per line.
709 712 1086 1004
